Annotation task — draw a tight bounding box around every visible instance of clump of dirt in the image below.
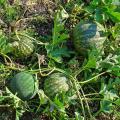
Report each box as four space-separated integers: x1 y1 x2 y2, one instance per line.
33 19 53 37
20 112 33 120
0 108 15 120
20 112 51 120
96 113 115 120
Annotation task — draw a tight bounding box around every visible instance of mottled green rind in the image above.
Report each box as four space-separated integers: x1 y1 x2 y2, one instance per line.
17 38 34 56
9 72 37 101
73 21 106 56
44 73 69 97
10 35 34 57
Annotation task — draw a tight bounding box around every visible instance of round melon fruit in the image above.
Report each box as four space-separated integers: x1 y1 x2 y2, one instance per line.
9 33 34 57
44 73 69 97
73 21 106 56
8 72 37 101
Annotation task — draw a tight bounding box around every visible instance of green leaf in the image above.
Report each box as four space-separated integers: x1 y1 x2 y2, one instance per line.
91 0 100 5
112 77 120 85
46 7 71 63
106 8 120 22
84 56 96 69
52 8 69 46
102 0 113 4
0 96 5 102
105 90 118 101
94 8 107 23
111 66 120 76
114 98 120 106
100 54 120 71
99 79 119 113
100 79 119 100
100 100 113 113
46 44 71 63
59 6 69 20
0 31 12 54
38 90 47 105
0 0 7 7
54 96 66 113
83 49 100 69
5 6 17 22
75 112 84 120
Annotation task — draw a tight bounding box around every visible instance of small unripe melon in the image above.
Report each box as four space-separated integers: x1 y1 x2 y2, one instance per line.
9 72 37 101
44 73 69 97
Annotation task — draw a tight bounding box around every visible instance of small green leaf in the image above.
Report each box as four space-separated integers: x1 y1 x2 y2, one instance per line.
0 0 7 7
84 49 100 69
100 100 113 113
100 79 119 113
46 44 71 63
75 112 84 120
0 96 5 102
94 8 107 23
0 31 12 54
106 9 120 22
114 99 120 106
46 7 71 63
38 90 47 105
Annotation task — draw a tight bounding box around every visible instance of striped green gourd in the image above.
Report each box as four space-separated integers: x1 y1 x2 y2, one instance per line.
9 72 37 101
73 21 106 56
44 73 69 97
10 33 34 57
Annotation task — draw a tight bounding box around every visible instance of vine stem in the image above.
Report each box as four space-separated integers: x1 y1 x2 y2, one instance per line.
0 53 13 65
37 53 55 76
81 98 101 101
0 105 10 107
17 32 48 45
84 93 100 97
78 71 107 85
